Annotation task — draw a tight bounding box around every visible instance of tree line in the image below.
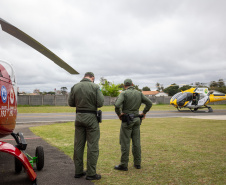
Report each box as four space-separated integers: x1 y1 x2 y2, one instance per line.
100 77 226 97
163 79 226 96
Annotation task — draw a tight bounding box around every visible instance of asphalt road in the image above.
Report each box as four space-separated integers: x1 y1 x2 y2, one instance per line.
17 109 226 124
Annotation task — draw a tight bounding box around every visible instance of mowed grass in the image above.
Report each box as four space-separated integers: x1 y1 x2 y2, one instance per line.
18 104 226 113
30 118 226 185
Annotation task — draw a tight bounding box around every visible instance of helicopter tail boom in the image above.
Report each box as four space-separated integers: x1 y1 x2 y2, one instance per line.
208 94 226 103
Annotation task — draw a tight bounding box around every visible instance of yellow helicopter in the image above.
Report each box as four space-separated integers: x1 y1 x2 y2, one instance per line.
170 87 226 112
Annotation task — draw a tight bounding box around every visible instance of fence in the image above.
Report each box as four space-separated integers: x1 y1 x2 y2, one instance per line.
18 95 69 106
17 95 226 106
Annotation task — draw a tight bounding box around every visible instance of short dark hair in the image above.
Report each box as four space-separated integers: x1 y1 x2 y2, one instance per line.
84 72 94 78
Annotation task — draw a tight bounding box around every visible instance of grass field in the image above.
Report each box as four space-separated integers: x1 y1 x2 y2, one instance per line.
30 118 226 185
18 104 226 113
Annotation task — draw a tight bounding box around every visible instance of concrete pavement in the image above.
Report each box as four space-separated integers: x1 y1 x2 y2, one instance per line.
0 123 94 185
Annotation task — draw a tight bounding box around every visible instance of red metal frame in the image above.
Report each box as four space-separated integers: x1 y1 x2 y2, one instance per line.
0 141 37 181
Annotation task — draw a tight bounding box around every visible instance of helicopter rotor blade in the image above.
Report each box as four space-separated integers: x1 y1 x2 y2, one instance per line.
0 18 79 74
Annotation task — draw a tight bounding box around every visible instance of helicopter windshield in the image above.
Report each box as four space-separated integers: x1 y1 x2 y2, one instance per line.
177 92 193 106
0 60 16 84
171 92 182 102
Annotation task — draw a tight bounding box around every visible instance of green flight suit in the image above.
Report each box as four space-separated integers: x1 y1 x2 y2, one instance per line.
68 78 104 176
114 86 152 167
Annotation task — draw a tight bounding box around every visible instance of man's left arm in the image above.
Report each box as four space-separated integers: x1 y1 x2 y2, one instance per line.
141 93 152 118
97 87 104 108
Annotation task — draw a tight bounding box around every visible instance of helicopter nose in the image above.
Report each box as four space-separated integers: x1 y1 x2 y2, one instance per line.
170 99 178 107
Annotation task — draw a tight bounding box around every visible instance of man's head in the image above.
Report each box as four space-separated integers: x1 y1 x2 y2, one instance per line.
84 72 95 82
124 79 133 88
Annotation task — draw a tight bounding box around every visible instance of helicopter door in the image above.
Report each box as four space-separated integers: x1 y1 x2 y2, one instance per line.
177 92 192 106
192 93 199 105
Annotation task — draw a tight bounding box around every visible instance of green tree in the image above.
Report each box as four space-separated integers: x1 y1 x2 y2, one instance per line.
100 77 109 85
156 82 161 91
42 91 55 95
163 83 179 96
61 87 67 95
142 86 151 91
179 85 192 91
210 79 226 94
218 79 225 88
101 80 122 97
156 82 164 91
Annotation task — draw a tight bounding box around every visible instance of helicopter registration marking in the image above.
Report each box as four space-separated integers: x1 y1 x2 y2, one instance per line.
9 109 13 116
1 109 6 117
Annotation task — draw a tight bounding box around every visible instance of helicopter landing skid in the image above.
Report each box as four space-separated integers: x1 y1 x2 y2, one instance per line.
177 107 182 112
205 106 213 112
189 106 213 113
189 108 199 112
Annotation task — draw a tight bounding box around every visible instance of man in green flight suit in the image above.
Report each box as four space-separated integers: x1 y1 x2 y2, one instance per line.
68 72 104 180
114 79 152 171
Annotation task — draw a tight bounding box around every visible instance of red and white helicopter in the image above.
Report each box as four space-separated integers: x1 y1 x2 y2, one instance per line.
0 18 78 185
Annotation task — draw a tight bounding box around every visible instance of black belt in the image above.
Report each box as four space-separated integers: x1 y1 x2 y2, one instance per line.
76 110 97 114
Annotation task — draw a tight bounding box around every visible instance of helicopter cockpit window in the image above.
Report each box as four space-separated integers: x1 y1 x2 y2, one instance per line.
199 93 205 100
171 92 182 101
186 93 193 101
177 92 193 106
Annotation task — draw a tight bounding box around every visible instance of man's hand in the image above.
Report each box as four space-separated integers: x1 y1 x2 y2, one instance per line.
140 113 146 120
118 113 125 120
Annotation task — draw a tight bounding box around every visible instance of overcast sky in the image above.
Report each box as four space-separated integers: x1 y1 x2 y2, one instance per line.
1 0 226 93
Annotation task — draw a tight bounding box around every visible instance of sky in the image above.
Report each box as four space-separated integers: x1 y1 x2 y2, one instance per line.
0 0 226 93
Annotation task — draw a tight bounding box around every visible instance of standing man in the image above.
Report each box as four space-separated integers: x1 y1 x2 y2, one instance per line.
68 72 104 180
114 79 152 171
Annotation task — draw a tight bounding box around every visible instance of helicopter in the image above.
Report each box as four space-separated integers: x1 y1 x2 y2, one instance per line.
170 87 226 112
0 18 78 185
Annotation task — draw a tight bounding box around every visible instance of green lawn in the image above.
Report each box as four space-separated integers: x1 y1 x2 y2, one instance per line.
18 104 226 113
30 118 226 184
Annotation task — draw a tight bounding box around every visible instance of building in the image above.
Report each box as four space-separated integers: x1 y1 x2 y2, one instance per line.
142 91 168 97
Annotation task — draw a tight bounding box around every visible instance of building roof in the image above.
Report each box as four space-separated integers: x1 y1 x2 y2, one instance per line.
142 91 159 95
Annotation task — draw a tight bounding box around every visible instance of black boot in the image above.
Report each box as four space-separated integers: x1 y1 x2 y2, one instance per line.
86 174 101 180
134 165 141 169
114 165 128 171
74 172 86 178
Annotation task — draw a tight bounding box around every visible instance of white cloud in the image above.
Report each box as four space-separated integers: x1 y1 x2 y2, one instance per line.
0 0 225 92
